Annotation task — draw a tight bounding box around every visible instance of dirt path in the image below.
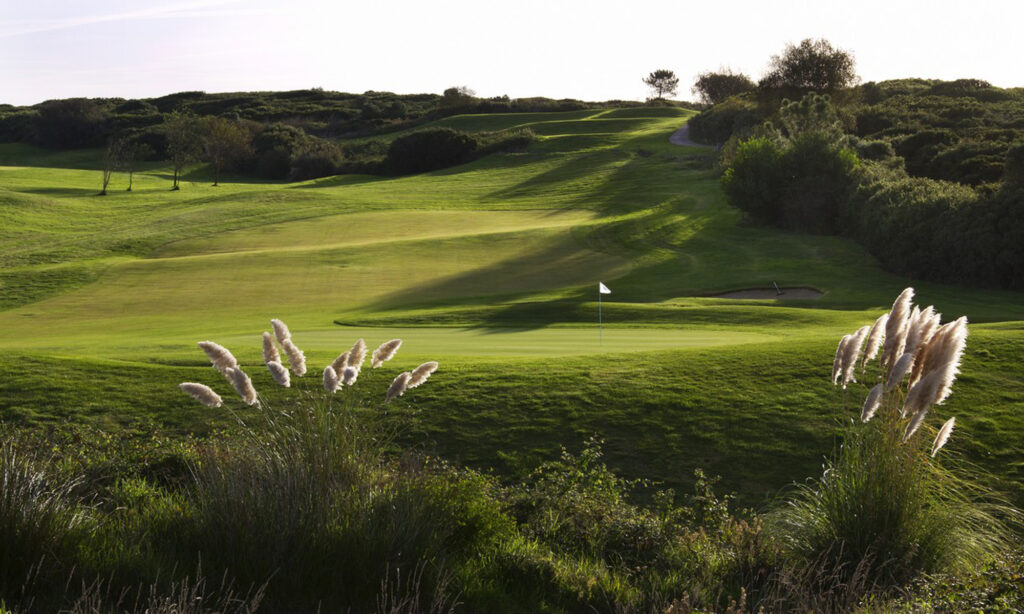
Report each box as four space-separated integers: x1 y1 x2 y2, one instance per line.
668 124 710 147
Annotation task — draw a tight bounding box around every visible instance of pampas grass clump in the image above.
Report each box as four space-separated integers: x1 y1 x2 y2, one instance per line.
774 288 1015 598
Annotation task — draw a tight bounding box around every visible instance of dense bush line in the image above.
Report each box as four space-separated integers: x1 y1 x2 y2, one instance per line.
719 90 1024 290
690 78 1024 187
0 89 635 151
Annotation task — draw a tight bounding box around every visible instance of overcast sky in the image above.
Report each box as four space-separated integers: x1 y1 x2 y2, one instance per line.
1 0 1021 106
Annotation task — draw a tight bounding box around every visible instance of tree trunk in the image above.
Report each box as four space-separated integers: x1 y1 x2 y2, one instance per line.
127 170 133 192
172 167 180 191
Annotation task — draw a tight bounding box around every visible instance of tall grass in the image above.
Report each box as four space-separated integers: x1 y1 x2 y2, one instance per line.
0 436 87 601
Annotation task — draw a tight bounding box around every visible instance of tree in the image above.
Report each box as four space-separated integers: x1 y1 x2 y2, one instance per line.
692 69 756 105
164 112 203 190
202 117 252 186
99 139 123 196
642 69 679 100
441 86 475 108
759 38 858 91
119 140 154 192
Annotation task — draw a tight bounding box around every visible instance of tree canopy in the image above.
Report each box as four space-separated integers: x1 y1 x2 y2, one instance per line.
693 70 755 105
759 38 858 91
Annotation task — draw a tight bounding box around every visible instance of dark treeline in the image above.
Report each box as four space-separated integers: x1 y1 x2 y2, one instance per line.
689 39 1024 290
0 88 641 182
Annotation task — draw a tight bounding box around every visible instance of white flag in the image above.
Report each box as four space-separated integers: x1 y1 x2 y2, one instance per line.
598 282 611 294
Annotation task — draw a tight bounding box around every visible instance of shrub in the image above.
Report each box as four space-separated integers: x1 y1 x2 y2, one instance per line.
777 133 859 232
687 95 762 145
386 128 479 175
288 141 344 181
722 137 784 224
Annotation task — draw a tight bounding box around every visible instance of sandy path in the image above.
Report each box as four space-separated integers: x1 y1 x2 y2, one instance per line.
668 124 709 147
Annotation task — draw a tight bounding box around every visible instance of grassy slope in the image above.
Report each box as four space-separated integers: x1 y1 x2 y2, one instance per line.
1 107 1022 507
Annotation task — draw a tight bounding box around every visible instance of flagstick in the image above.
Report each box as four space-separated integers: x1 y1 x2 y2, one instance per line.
599 287 602 346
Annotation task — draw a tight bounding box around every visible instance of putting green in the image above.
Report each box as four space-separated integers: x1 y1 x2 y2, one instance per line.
222 326 776 363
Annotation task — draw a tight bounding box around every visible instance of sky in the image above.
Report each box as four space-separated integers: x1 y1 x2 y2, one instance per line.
1 0 1022 106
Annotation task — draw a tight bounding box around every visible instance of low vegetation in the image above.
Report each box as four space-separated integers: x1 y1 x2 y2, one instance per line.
2 295 1020 612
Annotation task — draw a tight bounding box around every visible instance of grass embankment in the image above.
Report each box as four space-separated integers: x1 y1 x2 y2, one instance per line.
1 106 1023 510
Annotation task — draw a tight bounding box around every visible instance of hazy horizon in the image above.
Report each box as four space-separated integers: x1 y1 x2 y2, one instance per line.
2 0 1022 106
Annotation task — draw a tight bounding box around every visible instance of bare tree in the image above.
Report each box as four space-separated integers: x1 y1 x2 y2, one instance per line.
120 141 154 192
99 139 122 196
164 112 203 190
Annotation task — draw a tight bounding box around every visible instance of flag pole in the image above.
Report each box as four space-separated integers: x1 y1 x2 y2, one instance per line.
599 286 602 346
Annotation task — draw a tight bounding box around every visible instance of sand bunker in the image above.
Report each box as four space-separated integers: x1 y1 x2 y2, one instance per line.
707 287 823 300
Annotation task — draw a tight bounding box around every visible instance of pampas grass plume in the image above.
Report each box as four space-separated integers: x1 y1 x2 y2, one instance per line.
281 339 307 376
385 371 411 403
179 382 222 408
323 366 339 392
912 317 969 388
861 312 888 370
903 406 930 443
224 367 258 406
903 367 944 420
861 383 883 423
886 352 915 392
832 334 851 386
841 325 870 387
197 341 238 374
342 366 358 386
266 360 290 387
931 417 956 457
330 351 350 374
371 339 403 368
881 287 914 369
262 332 280 364
407 361 438 389
270 318 291 344
348 339 367 369
905 306 940 356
